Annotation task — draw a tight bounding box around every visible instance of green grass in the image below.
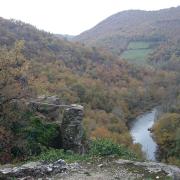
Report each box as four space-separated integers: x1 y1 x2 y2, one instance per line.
32 149 91 163
32 139 137 163
121 49 153 64
127 42 151 50
89 139 137 160
121 41 154 65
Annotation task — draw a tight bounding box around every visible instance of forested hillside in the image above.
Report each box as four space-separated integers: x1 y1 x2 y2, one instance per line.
74 6 180 65
0 16 179 166
74 6 180 166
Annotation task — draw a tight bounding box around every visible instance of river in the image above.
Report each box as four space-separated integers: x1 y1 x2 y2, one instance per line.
130 109 157 161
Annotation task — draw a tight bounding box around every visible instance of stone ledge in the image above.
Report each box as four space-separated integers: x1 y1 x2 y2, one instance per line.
0 160 80 178
70 104 84 110
115 159 180 179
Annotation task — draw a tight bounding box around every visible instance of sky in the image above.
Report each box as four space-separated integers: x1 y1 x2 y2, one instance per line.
0 0 180 35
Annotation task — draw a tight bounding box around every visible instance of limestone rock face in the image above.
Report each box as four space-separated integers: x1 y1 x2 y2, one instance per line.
29 96 63 122
28 96 86 153
0 159 68 178
61 104 85 153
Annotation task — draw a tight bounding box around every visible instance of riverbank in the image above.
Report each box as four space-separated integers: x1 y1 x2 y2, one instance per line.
127 103 159 128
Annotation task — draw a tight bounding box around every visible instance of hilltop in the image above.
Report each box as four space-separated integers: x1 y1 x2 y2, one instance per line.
0 17 118 72
74 6 180 65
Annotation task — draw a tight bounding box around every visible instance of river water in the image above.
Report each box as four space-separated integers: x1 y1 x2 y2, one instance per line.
130 109 157 161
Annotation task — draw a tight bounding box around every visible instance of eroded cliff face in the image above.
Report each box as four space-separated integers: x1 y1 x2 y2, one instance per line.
61 104 85 153
28 96 86 154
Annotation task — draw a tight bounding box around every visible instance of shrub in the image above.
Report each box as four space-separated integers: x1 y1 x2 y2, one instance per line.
33 148 90 162
153 113 180 166
23 116 59 147
10 113 61 159
32 138 137 163
89 138 137 160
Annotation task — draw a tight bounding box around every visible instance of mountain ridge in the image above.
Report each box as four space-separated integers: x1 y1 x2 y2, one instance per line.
75 6 180 40
74 6 180 61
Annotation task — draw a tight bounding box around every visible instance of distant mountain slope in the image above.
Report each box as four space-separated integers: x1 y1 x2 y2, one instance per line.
54 34 75 41
0 17 117 73
74 6 180 64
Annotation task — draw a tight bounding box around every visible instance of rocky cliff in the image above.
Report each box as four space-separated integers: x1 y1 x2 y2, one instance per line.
28 96 86 154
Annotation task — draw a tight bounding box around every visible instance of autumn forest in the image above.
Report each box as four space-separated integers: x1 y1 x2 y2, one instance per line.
0 6 180 167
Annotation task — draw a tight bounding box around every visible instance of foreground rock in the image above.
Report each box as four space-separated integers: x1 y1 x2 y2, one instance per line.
0 160 65 178
28 96 86 154
0 160 79 179
1 159 179 180
55 159 180 180
116 159 180 180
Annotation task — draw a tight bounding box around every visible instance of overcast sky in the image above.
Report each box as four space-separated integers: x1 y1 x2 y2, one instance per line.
0 0 180 35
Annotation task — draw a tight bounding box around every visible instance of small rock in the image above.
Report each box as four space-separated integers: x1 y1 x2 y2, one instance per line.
69 162 81 170
19 176 33 180
53 159 66 166
84 171 91 176
46 166 53 172
22 161 41 168
98 164 104 168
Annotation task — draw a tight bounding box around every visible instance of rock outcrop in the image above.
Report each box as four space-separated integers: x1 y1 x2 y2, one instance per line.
116 159 180 179
1 158 180 179
0 159 79 179
61 104 84 153
28 96 63 123
28 96 86 154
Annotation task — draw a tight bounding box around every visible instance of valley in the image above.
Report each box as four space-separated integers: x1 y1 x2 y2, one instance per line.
0 5 179 178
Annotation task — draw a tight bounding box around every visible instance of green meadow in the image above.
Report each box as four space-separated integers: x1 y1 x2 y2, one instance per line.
121 41 154 65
